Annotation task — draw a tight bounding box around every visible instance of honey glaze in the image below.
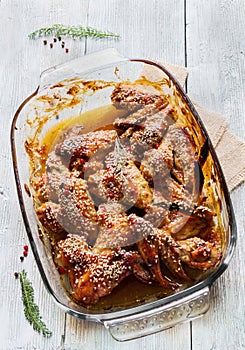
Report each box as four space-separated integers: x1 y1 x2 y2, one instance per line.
41 104 126 156
30 79 224 311
79 276 183 311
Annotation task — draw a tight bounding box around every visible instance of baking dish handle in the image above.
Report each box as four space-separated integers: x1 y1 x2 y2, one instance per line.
103 286 210 342
39 48 127 90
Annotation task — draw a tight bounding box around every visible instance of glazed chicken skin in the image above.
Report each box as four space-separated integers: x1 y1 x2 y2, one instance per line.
87 151 153 209
110 83 168 112
58 234 148 305
34 82 223 307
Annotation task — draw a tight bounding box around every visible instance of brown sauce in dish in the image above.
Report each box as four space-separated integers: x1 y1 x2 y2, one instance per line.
87 276 176 311
29 80 223 311
40 105 126 155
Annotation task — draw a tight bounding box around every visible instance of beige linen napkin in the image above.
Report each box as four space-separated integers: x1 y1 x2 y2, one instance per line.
142 62 245 192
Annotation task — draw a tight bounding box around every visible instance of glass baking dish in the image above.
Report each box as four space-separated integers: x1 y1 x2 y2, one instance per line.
11 49 236 341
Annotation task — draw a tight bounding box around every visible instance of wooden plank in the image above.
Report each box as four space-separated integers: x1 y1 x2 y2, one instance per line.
65 315 191 350
0 1 88 349
85 0 186 65
1 0 244 349
186 0 245 135
186 1 245 349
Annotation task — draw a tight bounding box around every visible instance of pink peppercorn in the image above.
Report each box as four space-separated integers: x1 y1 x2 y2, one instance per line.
57 265 66 275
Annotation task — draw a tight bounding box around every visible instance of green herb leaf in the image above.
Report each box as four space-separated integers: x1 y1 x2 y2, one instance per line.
29 24 120 40
19 270 52 337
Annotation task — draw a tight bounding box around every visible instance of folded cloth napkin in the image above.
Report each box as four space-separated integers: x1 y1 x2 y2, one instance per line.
142 62 245 192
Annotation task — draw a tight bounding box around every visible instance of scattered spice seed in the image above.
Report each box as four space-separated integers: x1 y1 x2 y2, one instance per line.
43 40 47 45
24 245 29 252
14 272 19 279
23 251 28 257
61 43 65 48
65 48 69 53
20 256 24 262
57 265 66 275
53 37 57 42
50 42 53 48
58 36 62 41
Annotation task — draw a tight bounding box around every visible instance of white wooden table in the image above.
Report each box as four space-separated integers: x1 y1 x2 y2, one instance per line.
0 1 244 349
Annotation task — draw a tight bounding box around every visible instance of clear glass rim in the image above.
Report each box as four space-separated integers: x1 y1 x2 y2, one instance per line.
10 56 237 322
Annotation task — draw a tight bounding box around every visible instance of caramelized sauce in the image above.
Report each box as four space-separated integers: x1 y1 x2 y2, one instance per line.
28 77 224 311
41 105 126 156
86 276 176 311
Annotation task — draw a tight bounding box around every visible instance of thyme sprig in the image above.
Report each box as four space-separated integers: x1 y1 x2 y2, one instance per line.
19 270 52 337
29 24 120 40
